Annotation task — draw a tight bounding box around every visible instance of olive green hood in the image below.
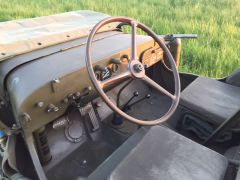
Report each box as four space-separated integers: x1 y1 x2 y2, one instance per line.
0 10 118 61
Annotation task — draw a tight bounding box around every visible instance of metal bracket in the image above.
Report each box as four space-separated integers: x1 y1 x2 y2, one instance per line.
51 78 61 93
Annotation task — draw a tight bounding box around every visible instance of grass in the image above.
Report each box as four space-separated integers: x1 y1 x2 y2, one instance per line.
0 0 239 77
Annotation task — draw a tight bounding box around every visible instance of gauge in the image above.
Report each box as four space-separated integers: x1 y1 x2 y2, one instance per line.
94 65 112 81
101 67 112 80
95 71 101 81
111 63 119 73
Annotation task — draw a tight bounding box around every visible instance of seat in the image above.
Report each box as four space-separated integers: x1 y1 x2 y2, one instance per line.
88 126 228 180
180 77 240 125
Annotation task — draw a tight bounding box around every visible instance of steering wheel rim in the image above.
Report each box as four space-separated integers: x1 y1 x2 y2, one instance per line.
86 16 180 126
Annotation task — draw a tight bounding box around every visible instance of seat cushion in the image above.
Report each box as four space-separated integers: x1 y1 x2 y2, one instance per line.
180 77 240 125
89 126 228 180
226 68 240 87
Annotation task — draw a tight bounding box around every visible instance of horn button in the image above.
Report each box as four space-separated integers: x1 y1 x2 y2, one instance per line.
129 60 145 79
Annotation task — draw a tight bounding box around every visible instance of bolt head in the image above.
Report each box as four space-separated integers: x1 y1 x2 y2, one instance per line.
133 64 143 72
36 102 44 108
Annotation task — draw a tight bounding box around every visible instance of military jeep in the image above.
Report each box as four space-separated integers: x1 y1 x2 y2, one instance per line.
0 10 239 180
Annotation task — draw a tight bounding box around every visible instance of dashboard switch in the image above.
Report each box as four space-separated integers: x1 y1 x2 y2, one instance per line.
110 58 121 64
74 92 81 98
51 78 61 93
84 86 92 94
46 104 59 113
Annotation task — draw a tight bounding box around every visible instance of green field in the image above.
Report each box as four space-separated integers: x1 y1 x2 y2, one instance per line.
0 0 239 77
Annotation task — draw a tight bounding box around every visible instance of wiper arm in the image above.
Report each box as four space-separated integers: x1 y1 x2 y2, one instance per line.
163 34 198 41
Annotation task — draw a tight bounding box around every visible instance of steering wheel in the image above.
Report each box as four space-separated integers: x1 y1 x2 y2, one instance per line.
86 17 180 126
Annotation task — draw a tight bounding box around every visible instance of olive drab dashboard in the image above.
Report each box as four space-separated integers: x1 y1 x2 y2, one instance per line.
0 11 171 134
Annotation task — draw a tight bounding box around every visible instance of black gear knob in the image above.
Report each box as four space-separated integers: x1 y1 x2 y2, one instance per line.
133 91 139 97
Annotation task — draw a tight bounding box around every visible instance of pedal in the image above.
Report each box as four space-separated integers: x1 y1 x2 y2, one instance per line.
78 103 100 132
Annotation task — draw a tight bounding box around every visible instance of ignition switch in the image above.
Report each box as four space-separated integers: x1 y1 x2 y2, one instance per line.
46 104 59 113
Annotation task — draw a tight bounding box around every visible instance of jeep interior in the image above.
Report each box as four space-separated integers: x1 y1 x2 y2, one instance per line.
0 11 239 180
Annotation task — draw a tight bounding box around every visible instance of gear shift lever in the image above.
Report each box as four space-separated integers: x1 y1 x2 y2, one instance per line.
122 91 139 111
127 93 151 109
112 91 139 125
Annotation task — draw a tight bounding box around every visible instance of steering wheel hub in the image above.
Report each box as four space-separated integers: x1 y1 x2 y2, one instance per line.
133 63 143 72
129 61 145 79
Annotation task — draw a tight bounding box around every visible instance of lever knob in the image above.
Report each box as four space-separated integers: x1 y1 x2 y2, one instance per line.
133 91 139 97
94 65 105 71
146 94 151 98
110 58 121 64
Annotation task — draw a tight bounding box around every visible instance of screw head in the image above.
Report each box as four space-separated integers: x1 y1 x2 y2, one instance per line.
52 78 60 83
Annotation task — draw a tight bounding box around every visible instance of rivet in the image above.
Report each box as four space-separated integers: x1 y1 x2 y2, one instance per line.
36 102 44 108
87 86 92 91
62 97 69 104
95 102 101 107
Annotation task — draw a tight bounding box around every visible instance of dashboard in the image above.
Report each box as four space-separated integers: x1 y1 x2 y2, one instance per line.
5 31 163 133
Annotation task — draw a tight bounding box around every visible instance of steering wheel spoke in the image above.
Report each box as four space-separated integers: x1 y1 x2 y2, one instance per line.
99 70 132 88
143 75 176 100
131 21 137 61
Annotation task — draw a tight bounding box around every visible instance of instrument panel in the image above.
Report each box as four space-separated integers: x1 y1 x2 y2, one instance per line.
93 46 163 82
6 33 164 133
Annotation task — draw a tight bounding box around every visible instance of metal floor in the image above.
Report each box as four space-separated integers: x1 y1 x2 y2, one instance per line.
46 125 127 180
47 140 116 179
45 81 177 179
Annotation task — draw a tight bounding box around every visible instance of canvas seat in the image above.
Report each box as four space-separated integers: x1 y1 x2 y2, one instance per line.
88 126 228 180
180 76 240 125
